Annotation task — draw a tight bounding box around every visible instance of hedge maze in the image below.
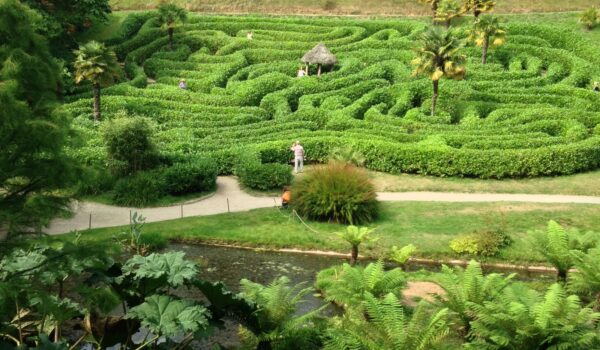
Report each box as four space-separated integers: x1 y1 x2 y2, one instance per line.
64 13 600 178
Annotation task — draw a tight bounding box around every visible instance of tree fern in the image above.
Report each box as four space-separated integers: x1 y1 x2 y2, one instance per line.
238 276 325 350
316 261 406 310
323 292 449 350
569 248 600 310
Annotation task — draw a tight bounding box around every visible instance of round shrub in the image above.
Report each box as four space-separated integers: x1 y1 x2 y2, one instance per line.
291 162 378 224
112 171 167 207
102 113 159 176
162 158 218 195
449 230 512 256
239 162 293 191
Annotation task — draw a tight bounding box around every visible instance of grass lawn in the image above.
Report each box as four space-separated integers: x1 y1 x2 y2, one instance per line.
109 0 599 16
369 170 600 196
65 201 600 264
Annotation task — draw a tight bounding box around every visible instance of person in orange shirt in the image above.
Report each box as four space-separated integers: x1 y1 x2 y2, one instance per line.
281 186 291 208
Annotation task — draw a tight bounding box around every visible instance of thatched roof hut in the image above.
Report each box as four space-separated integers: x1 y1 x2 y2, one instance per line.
301 43 336 76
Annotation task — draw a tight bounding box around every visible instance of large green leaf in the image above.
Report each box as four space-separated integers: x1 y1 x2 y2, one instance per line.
120 252 197 288
125 295 210 337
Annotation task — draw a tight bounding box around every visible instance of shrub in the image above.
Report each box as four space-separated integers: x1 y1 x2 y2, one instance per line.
102 113 159 176
449 230 512 256
112 171 167 207
291 162 378 224
238 162 292 191
162 159 218 195
76 166 116 196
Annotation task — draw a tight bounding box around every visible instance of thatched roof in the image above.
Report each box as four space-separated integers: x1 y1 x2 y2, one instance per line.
302 43 337 65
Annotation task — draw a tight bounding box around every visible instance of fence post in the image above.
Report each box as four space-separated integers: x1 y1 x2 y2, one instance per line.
227 198 230 213
88 213 92 230
180 204 183 218
129 210 132 225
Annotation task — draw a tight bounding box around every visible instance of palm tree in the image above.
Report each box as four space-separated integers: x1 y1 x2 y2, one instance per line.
73 41 120 121
419 0 441 24
337 225 377 265
579 8 599 30
315 260 406 309
462 0 496 19
237 276 324 350
412 26 466 117
435 0 463 28
157 3 187 50
324 293 450 350
434 260 515 336
470 15 506 64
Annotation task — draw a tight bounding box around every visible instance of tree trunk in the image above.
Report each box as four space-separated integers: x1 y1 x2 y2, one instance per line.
431 0 438 24
431 79 439 117
317 64 322 77
481 36 489 64
557 269 568 283
350 245 358 266
474 7 481 18
93 83 101 121
168 27 174 50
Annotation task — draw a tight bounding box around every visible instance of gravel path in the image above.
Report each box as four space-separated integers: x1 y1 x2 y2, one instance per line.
45 176 600 235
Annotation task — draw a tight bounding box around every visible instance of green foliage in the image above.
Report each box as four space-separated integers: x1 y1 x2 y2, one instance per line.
112 170 166 206
102 113 159 176
462 0 496 18
161 158 218 195
434 260 515 333
449 229 511 256
328 146 366 166
125 295 210 338
0 0 77 235
120 251 198 289
238 276 324 350
568 247 600 309
73 41 120 87
236 152 293 191
324 293 449 350
466 283 600 349
316 261 406 309
291 162 378 224
389 244 417 267
579 8 599 30
530 220 597 282
470 15 506 64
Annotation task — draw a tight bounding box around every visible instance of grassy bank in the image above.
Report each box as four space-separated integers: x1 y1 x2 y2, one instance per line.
66 201 600 264
109 0 599 16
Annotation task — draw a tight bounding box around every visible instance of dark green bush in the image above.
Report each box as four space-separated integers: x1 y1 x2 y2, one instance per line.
238 163 293 191
162 159 218 195
112 171 167 207
291 162 378 224
102 114 159 177
76 166 116 196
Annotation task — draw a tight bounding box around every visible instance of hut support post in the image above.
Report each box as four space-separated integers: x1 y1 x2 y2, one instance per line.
305 64 309 76
317 64 322 77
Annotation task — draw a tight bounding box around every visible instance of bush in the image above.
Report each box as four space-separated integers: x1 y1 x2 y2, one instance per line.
102 113 159 176
449 230 512 256
162 159 218 195
291 162 378 224
76 166 116 196
112 171 167 207
236 152 293 191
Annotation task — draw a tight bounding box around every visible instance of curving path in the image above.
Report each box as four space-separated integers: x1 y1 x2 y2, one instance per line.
45 176 600 235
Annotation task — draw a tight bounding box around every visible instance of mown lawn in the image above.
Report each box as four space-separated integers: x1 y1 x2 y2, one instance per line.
65 201 600 264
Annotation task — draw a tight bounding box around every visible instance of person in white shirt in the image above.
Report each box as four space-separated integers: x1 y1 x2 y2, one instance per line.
297 67 306 77
290 141 305 173
247 31 253 40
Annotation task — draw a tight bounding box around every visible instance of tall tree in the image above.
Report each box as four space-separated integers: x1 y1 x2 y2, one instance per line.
462 0 495 19
469 15 506 64
419 0 440 24
157 3 187 51
0 0 77 236
73 41 120 121
412 26 466 116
